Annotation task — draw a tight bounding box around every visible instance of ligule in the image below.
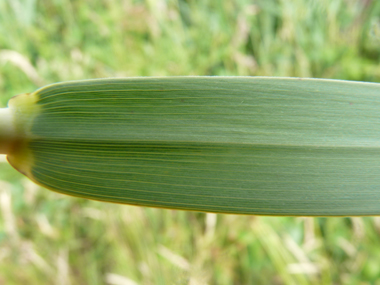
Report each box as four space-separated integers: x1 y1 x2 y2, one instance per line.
0 108 16 155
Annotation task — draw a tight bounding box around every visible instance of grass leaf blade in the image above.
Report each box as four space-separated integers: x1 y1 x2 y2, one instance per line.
5 77 380 216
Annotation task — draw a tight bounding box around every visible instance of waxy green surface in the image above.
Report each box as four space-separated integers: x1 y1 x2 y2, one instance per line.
5 77 380 216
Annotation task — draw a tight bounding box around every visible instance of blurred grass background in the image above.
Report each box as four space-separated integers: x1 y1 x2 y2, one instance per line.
1 0 380 284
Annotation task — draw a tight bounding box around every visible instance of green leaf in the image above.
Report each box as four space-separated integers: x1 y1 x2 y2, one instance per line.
3 77 380 216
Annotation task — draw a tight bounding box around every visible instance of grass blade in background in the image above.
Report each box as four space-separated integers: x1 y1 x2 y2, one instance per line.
2 77 380 216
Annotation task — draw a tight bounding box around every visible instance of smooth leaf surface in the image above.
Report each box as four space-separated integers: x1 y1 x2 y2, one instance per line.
6 77 380 216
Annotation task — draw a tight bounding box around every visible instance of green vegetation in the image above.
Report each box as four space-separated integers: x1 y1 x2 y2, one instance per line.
1 0 380 284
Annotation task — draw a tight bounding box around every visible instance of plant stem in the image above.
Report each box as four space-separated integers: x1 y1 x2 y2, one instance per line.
0 108 16 155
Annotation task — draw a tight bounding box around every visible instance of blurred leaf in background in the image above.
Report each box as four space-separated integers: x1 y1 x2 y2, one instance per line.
1 0 380 284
